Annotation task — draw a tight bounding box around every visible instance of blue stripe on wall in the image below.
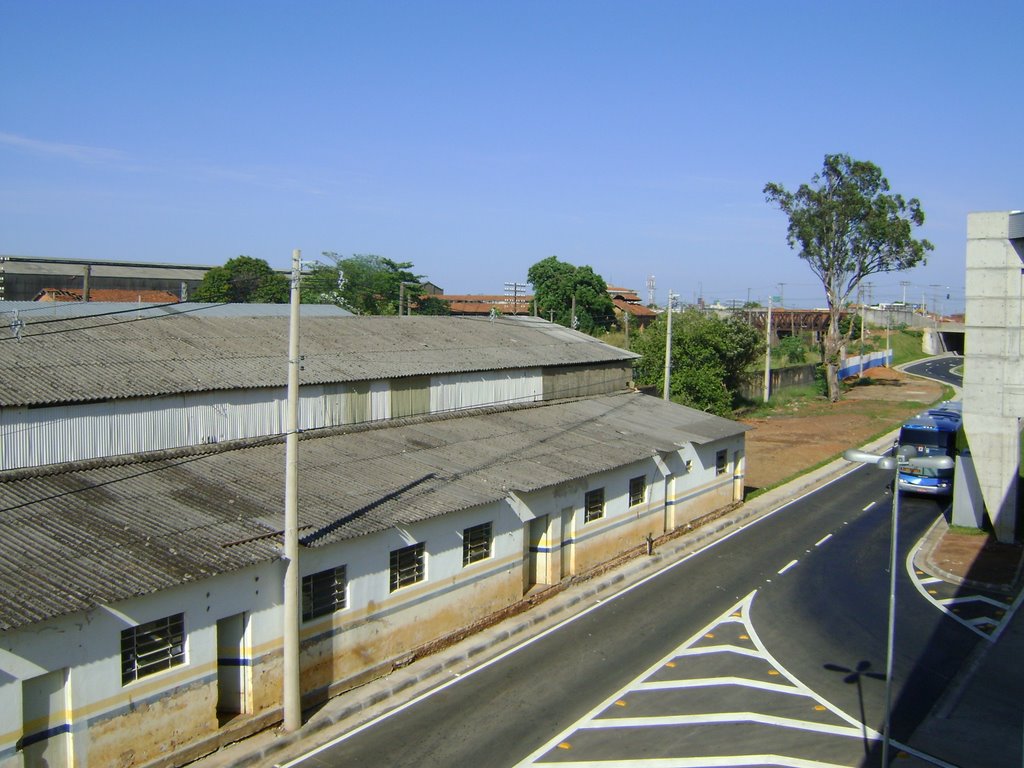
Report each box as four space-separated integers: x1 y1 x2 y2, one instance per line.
217 657 252 667
19 722 71 749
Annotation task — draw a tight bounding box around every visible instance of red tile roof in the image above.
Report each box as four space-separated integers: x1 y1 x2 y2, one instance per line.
34 288 181 303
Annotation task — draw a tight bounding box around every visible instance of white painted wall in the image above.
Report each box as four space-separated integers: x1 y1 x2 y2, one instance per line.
0 370 546 471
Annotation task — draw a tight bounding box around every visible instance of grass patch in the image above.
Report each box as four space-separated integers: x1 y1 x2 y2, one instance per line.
947 524 987 536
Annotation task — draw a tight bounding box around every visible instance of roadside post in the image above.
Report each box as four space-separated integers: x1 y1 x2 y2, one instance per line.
842 448 953 765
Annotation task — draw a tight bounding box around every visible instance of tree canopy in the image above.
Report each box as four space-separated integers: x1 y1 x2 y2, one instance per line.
764 154 932 401
192 255 289 303
302 253 432 315
631 309 763 416
527 256 616 334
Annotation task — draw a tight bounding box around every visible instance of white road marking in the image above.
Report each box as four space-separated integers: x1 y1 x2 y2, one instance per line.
939 594 1007 609
531 758 854 768
815 533 833 547
584 712 863 738
513 592 883 768
635 677 803 695
675 644 762 659
863 501 876 512
778 559 799 575
905 518 1021 642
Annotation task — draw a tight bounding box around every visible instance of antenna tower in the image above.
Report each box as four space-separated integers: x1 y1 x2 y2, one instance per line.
646 275 656 306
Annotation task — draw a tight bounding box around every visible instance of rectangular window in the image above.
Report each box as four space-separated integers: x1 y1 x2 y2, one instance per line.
629 476 646 507
584 488 605 523
121 613 186 685
390 542 426 591
302 565 347 622
462 522 492 566
716 449 728 476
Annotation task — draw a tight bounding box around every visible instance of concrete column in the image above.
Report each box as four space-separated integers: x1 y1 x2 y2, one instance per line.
958 211 1024 542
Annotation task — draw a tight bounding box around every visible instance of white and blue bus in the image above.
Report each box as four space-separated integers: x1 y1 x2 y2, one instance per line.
895 401 962 495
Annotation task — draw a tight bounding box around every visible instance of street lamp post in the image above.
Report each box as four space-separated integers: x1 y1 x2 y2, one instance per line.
843 447 954 766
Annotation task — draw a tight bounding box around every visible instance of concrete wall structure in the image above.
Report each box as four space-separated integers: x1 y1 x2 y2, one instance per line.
957 210 1024 542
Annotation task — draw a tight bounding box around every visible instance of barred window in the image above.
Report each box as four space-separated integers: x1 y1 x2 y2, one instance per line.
121 613 186 685
629 476 646 507
463 522 492 566
390 542 426 591
302 566 347 622
716 449 728 476
584 488 605 523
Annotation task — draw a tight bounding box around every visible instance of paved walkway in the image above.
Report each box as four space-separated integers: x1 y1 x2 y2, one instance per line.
898 518 1024 767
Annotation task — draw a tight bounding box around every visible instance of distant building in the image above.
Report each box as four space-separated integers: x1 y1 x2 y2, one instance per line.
608 285 657 329
33 287 181 303
440 294 534 315
419 280 444 295
0 255 211 302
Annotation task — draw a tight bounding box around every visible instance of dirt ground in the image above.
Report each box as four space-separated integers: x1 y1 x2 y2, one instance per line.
741 366 945 491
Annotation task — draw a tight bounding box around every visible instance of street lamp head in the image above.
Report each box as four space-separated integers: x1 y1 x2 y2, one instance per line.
907 455 955 471
844 448 899 471
845 447 954 473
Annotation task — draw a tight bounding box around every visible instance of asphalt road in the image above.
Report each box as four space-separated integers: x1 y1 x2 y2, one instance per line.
281 458 984 767
904 356 962 389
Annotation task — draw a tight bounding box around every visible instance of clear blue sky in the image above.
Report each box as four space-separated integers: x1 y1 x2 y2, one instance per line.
3 1 1021 313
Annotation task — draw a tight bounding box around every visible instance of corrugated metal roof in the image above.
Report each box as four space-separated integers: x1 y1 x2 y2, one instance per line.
0 391 743 631
0 301 351 319
0 313 636 407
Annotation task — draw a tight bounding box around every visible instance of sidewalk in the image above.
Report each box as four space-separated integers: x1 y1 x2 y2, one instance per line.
898 520 1024 768
187 436 1021 768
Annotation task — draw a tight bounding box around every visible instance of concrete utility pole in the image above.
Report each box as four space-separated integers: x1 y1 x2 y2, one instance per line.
82 265 91 302
282 249 302 732
763 296 773 403
859 284 865 376
399 281 418 317
663 291 675 400
571 294 577 329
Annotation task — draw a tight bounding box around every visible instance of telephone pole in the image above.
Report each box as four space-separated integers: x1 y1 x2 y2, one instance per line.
763 296 773 403
663 291 676 400
282 249 302 732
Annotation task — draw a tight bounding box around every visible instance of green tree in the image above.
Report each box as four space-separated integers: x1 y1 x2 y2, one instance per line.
527 256 616 334
413 295 452 315
764 154 932 401
192 255 289 303
302 253 426 315
776 334 808 365
631 309 763 416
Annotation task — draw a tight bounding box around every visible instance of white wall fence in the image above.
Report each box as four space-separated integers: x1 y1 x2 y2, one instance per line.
836 349 893 380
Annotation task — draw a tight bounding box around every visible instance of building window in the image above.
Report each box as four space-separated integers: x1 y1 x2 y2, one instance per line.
716 449 728 476
121 613 186 685
302 566 347 622
463 522 492 566
390 542 426 591
629 476 646 507
584 488 605 523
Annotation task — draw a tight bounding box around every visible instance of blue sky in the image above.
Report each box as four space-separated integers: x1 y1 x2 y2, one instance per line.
3 1 1021 313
